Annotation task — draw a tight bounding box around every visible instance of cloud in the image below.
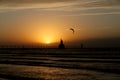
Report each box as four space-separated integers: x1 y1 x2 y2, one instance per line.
0 0 75 3
74 0 120 8
43 0 120 16
0 0 120 9
51 0 120 11
0 0 120 16
0 0 78 10
65 12 120 16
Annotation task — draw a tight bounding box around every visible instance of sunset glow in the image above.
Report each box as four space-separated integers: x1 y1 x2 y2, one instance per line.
43 36 52 44
0 1 120 80
0 0 120 47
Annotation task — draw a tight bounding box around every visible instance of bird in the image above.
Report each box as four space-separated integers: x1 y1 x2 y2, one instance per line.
70 28 75 34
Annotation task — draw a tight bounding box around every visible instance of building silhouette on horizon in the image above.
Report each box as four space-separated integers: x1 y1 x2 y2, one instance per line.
58 39 65 49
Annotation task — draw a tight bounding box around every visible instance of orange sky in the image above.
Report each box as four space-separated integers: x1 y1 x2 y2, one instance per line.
0 0 120 47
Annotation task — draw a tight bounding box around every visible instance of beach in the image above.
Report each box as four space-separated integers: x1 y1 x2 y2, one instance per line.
0 48 120 80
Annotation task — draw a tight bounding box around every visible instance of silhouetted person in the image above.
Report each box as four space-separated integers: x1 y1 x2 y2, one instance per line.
59 39 65 49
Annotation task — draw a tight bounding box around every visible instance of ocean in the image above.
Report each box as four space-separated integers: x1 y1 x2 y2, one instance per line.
0 48 120 80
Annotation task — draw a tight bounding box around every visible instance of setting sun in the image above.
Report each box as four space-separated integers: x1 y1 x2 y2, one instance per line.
41 34 54 44
45 39 51 44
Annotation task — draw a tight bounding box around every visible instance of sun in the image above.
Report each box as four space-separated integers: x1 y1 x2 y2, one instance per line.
46 40 51 44
35 25 60 44
43 37 52 44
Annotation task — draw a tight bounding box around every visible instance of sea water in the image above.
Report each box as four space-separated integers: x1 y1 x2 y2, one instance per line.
0 49 120 80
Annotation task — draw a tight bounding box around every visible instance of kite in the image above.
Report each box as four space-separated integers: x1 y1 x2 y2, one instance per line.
70 28 75 34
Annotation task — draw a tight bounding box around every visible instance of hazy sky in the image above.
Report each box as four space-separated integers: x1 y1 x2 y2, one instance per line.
0 0 120 47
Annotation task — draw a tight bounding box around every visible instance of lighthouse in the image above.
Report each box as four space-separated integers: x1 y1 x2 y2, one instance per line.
58 39 65 49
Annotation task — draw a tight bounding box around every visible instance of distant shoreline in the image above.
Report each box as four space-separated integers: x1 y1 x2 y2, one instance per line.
0 47 120 50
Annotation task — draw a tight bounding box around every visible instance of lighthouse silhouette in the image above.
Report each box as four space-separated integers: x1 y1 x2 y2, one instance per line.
58 39 65 49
